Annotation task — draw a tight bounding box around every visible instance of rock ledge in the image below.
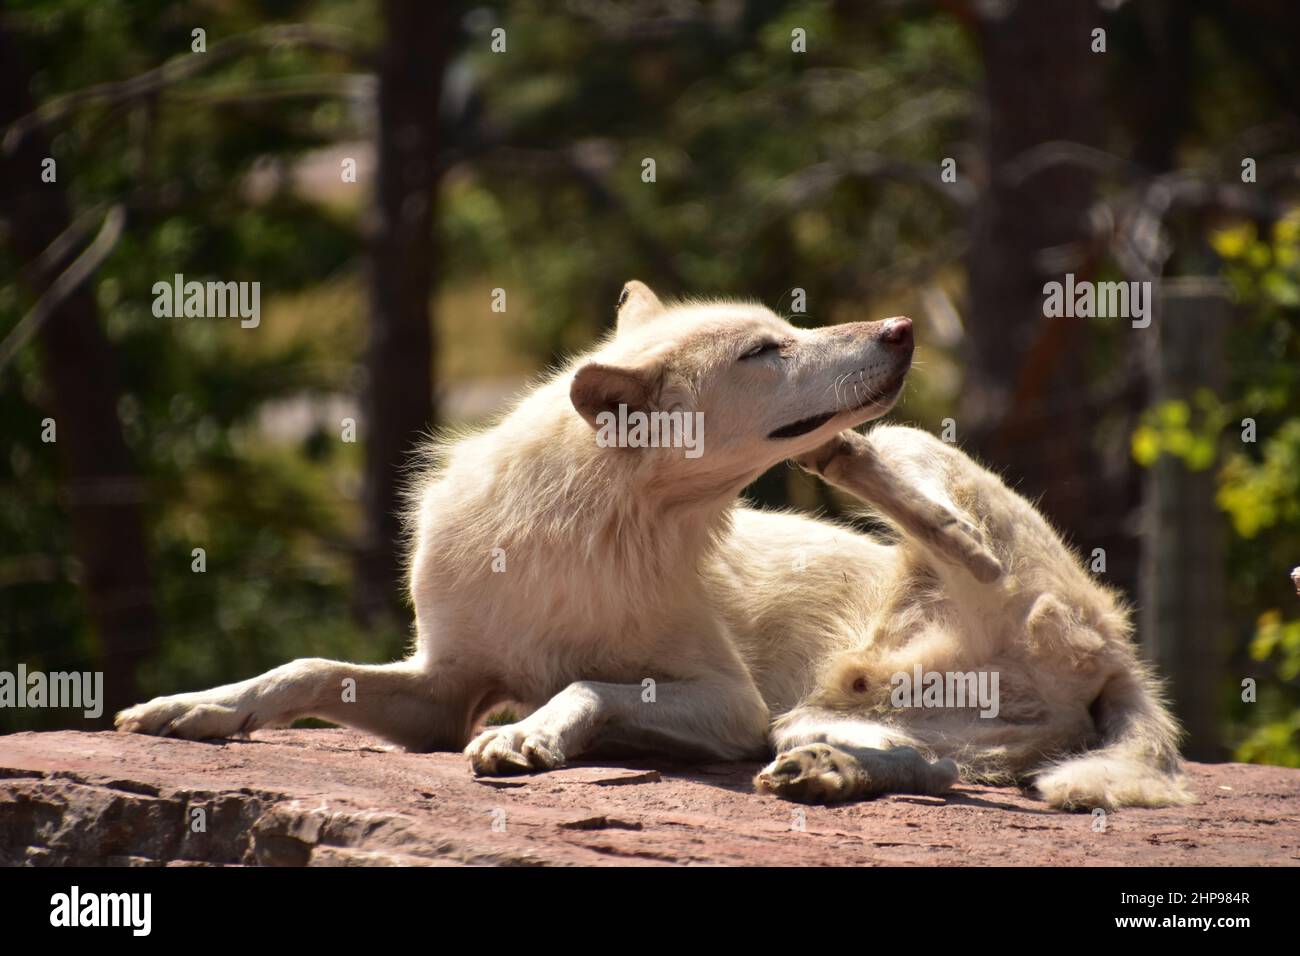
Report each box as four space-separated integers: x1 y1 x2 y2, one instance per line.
2 729 1297 866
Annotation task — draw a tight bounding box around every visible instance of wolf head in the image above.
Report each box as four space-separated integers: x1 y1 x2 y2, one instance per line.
569 280 913 491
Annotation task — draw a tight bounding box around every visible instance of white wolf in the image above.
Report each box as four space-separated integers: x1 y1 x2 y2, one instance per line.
117 281 1193 810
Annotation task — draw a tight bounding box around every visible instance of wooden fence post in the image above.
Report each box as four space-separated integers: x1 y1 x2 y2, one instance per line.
1139 277 1228 761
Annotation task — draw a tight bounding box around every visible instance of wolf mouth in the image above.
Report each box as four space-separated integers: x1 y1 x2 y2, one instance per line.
767 372 906 440
768 411 837 440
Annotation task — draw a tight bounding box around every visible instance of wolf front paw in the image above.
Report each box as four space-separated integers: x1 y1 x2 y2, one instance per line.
465 724 566 776
115 695 250 740
754 743 865 804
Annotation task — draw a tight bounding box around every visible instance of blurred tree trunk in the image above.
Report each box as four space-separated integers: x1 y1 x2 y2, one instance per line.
961 2 1125 588
0 23 159 721
1140 279 1227 761
354 2 455 623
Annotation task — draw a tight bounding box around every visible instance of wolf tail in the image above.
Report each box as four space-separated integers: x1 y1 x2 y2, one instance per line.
1033 666 1195 810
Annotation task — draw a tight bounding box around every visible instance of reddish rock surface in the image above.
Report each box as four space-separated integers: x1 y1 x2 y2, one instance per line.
1 728 1297 866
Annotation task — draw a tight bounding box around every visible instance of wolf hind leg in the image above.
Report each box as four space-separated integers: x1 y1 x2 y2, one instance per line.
755 742 959 804
754 709 958 803
795 427 1003 584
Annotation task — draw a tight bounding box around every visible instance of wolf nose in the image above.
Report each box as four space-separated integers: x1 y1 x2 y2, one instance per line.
879 316 912 347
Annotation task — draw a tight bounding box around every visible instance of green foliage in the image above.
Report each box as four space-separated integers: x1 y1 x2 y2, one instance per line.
1132 392 1231 473
0 0 400 731
1134 215 1300 764
1217 217 1300 765
442 1 977 367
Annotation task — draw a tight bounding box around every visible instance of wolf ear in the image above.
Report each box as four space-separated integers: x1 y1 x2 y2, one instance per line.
615 280 665 335
570 361 658 429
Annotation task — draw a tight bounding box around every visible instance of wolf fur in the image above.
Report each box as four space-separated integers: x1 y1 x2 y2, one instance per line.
117 281 1193 811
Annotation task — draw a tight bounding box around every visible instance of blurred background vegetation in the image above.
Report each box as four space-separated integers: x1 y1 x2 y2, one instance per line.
1 0 1297 765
